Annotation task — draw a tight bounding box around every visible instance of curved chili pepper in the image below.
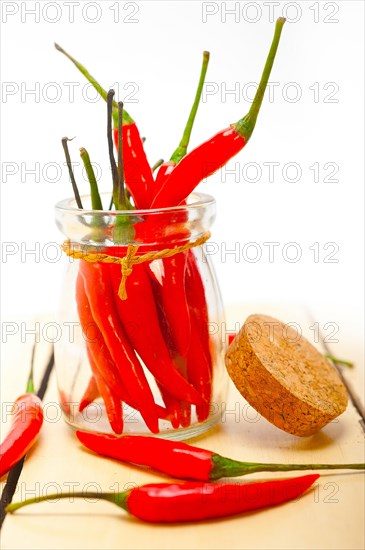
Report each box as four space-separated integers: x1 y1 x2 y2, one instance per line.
86 349 123 434
113 123 153 208
158 252 191 358
79 376 99 412
0 394 43 478
75 432 365 481
55 43 153 208
151 18 286 208
6 474 319 522
185 250 212 372
79 261 159 433
108 261 203 404
186 315 212 422
154 161 175 188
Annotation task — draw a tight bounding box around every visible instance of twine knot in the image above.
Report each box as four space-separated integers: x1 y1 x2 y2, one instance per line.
61 231 211 300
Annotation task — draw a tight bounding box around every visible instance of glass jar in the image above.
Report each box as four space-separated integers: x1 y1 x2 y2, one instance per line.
55 192 227 440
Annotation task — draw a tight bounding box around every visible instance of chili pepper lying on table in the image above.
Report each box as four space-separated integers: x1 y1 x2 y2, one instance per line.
76 432 365 480
0 356 43 478
55 43 154 209
6 474 319 522
150 17 286 208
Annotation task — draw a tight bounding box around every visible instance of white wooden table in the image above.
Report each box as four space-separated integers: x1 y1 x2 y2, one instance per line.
1 304 364 550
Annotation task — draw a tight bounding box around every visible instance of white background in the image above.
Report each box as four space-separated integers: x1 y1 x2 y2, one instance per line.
1 0 364 322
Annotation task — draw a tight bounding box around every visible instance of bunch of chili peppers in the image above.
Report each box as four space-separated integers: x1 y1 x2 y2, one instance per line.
56 18 286 434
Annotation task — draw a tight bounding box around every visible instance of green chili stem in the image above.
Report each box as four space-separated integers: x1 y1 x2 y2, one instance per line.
54 43 133 127
80 148 103 210
211 454 365 480
235 17 286 141
6 491 129 514
326 355 354 368
152 159 164 172
62 137 83 208
170 51 210 164
26 340 37 394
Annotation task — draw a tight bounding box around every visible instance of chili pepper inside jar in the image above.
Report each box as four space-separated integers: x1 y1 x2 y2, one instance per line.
55 192 228 439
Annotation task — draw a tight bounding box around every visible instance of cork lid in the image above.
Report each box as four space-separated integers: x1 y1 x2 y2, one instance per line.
225 314 348 437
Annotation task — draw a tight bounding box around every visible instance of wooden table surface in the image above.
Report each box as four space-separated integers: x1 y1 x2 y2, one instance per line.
1 304 364 550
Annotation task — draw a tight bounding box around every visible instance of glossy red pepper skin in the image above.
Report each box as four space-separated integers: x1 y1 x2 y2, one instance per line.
5 474 319 521
186 251 212 371
108 262 202 405
151 127 245 208
79 261 159 433
79 376 99 412
0 394 43 478
76 272 126 402
157 252 191 358
187 315 212 421
86 349 123 434
153 161 175 196
126 475 319 523
76 268 170 425
76 432 214 480
113 123 154 209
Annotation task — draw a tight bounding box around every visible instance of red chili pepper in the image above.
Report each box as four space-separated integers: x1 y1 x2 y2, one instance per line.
113 123 153 208
158 252 191 358
55 43 154 208
79 261 159 433
79 376 99 412
151 285 184 428
75 432 365 481
228 334 236 346
86 348 123 434
108 261 203 405
186 315 212 421
76 271 126 402
185 251 212 372
154 161 175 188
151 18 286 208
6 475 320 522
0 394 43 478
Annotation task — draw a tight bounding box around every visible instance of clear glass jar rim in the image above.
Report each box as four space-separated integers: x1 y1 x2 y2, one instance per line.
55 192 215 216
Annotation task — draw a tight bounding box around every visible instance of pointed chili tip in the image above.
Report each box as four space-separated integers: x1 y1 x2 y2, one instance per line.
54 42 63 52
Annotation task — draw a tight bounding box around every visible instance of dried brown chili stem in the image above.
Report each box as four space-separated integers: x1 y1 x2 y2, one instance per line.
117 101 126 210
62 137 83 209
107 89 118 209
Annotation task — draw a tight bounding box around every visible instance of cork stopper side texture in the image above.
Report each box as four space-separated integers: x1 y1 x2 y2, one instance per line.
225 314 348 437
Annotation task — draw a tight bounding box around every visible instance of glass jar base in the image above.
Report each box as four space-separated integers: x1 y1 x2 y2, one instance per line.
62 405 221 441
